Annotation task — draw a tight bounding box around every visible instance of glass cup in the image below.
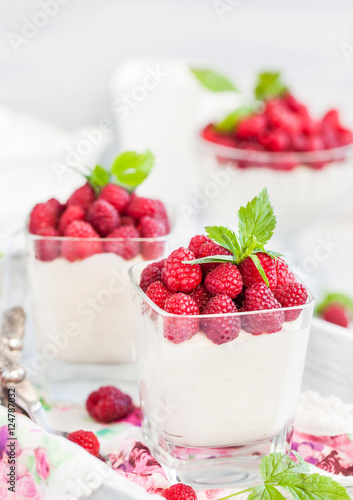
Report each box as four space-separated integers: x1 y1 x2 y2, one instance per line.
26 231 172 403
130 262 314 488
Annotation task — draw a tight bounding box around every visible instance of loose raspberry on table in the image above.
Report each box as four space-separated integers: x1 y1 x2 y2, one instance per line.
204 263 243 299
273 282 308 321
242 282 284 335
29 202 58 234
87 199 120 237
188 234 211 258
162 483 197 500
59 205 85 234
99 183 130 213
146 281 172 310
162 248 202 293
67 430 100 457
197 241 232 275
86 386 134 423
104 225 140 260
201 294 241 345
66 183 95 211
139 260 166 291
322 304 350 328
34 227 61 262
189 284 211 313
164 293 199 344
62 221 103 262
275 258 296 287
238 253 277 290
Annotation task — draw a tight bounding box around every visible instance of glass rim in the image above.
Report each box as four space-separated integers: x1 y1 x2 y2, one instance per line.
197 134 353 163
129 260 315 320
27 231 172 243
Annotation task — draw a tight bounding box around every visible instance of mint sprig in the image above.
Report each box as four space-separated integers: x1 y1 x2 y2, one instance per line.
254 71 287 101
185 188 282 288
190 67 238 92
316 292 353 315
218 452 350 500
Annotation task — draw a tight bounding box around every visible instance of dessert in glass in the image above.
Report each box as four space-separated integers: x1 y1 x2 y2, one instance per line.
130 189 314 488
195 71 353 245
26 151 172 401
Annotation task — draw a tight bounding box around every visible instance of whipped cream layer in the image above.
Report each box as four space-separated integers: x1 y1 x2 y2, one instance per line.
139 316 310 447
29 253 143 364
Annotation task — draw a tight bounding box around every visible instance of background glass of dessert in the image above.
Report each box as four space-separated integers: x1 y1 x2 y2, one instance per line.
130 261 314 488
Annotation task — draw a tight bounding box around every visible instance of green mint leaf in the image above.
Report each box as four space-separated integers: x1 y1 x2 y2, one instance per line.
261 250 284 259
278 472 350 500
183 255 236 266
190 67 237 92
205 226 241 259
216 105 255 133
254 71 287 101
238 188 276 248
248 485 287 500
260 453 309 484
249 254 270 287
86 164 110 193
111 150 154 192
316 292 353 315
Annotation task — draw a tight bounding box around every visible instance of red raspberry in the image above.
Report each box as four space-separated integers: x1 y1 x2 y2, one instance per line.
236 114 267 139
87 199 120 237
164 293 199 344
126 196 167 221
188 234 211 258
275 258 296 286
238 253 277 290
162 484 197 500
201 294 241 345
162 248 202 293
86 386 133 423
99 184 130 213
197 241 232 275
29 202 57 235
146 281 172 310
47 198 64 218
120 215 135 227
273 282 308 321
189 284 211 313
139 216 167 260
34 227 61 262
201 124 237 147
59 205 85 234
104 225 140 260
242 283 284 335
204 263 243 299
258 129 290 152
67 430 100 457
67 183 95 211
322 304 350 328
62 221 102 262
139 260 166 291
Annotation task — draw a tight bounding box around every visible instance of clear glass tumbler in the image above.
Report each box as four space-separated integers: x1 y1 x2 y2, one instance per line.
26 231 172 402
130 261 314 488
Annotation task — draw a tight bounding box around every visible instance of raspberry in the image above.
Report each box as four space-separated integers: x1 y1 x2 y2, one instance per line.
126 196 167 221
189 284 211 313
104 225 140 260
67 430 100 457
87 199 120 237
201 294 241 345
273 282 308 321
162 248 202 293
162 484 197 500
236 114 267 139
197 241 232 275
242 283 284 335
139 216 167 260
62 221 102 262
164 293 199 344
188 234 211 258
34 227 61 262
139 260 166 291
29 202 57 235
120 215 135 227
59 205 85 234
99 183 130 213
86 386 133 423
67 183 95 211
47 198 64 218
204 263 243 299
201 124 237 147
322 304 350 328
238 253 277 290
275 258 296 286
146 281 171 310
